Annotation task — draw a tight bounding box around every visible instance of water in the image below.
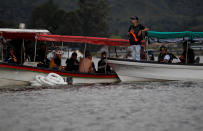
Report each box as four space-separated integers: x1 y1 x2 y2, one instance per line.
0 81 203 131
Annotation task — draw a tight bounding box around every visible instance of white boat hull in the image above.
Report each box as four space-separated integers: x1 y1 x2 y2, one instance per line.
108 59 203 82
0 63 119 86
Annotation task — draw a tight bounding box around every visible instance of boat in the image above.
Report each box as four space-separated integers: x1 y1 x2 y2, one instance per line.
0 29 130 86
108 31 203 82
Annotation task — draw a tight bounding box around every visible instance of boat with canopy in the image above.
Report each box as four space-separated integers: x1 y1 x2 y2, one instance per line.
0 29 130 86
108 31 203 82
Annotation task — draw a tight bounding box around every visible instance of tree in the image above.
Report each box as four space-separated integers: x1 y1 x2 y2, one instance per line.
77 0 109 37
29 0 109 37
29 0 66 33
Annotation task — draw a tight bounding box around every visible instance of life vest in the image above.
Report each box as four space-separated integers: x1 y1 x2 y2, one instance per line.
129 30 139 42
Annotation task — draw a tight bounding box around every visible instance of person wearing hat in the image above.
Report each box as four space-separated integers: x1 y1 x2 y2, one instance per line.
158 46 171 63
128 16 149 61
49 49 63 70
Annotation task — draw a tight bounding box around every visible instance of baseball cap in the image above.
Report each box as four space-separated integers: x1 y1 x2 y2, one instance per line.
130 16 139 20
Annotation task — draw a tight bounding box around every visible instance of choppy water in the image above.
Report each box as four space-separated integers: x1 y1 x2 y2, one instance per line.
0 81 203 131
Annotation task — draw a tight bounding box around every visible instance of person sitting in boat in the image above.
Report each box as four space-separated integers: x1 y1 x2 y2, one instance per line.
158 46 171 63
79 51 95 73
25 41 34 62
128 16 149 61
140 46 147 61
98 51 111 74
65 52 79 72
36 44 50 68
179 41 195 64
5 47 18 64
49 49 63 70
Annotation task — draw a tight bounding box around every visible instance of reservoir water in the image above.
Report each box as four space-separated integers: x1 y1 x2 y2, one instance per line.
0 81 203 131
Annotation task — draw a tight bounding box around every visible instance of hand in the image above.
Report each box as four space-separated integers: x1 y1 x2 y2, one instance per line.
142 28 149 32
58 66 63 70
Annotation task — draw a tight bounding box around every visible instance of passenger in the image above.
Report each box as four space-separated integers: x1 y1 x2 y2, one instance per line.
158 46 171 63
79 51 95 73
36 44 50 68
90 56 96 73
148 50 155 61
36 44 47 62
128 16 149 61
179 41 195 64
65 52 79 72
25 41 34 61
5 47 17 64
140 46 147 61
98 52 111 73
49 49 63 70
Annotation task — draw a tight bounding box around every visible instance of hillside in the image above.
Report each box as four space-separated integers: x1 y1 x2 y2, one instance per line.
0 0 203 37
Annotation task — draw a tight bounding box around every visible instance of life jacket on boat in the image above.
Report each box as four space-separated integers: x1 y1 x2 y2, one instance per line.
49 57 61 69
6 54 17 63
129 30 139 42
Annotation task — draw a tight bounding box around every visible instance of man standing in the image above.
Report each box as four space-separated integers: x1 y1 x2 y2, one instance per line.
128 16 149 61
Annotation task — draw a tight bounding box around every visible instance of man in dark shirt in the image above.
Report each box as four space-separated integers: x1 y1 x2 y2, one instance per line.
66 52 79 72
98 52 111 74
180 41 195 64
128 16 149 61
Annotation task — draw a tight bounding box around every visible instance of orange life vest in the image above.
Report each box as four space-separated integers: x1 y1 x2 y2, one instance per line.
129 30 139 42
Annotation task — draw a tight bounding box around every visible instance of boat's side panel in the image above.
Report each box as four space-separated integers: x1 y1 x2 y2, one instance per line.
109 60 203 82
72 77 119 84
0 66 45 82
0 64 119 84
0 79 29 88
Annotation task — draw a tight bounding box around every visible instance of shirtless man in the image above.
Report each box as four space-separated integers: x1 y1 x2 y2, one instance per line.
79 51 95 73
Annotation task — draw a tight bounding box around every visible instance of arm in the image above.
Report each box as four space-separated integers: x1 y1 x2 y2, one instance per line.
142 27 149 32
138 25 149 36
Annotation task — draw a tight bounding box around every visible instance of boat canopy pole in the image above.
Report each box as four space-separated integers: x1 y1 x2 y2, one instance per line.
34 39 38 62
146 36 149 61
23 39 26 62
61 41 64 47
0 40 3 61
84 43 87 58
186 40 189 64
108 47 110 58
21 39 25 64
68 46 70 59
81 43 87 72
115 47 118 58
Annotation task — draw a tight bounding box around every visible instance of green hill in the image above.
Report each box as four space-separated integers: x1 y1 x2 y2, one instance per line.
0 0 203 37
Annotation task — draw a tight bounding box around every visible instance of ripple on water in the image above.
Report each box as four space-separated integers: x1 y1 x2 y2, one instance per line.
0 81 203 131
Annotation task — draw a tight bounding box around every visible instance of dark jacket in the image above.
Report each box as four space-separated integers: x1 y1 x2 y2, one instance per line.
98 58 111 73
66 58 79 72
180 48 195 64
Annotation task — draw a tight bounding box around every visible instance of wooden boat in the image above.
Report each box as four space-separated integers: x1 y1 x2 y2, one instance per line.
0 29 129 86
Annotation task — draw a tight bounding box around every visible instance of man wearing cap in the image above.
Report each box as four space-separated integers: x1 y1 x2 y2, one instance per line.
158 46 171 63
128 16 149 61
